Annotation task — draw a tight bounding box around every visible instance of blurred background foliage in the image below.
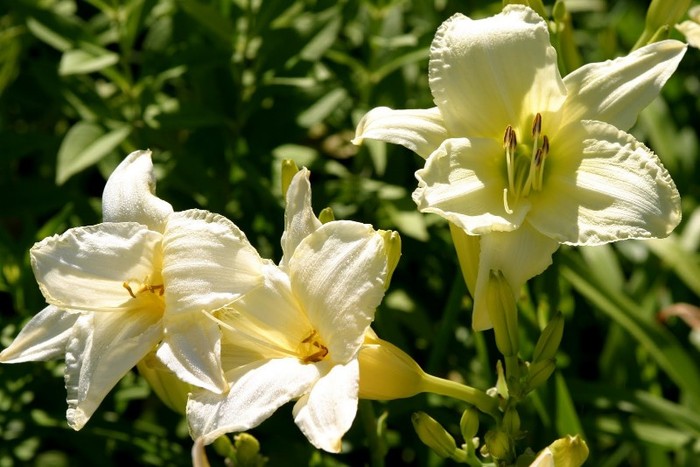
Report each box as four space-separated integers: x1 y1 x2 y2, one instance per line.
0 0 699 465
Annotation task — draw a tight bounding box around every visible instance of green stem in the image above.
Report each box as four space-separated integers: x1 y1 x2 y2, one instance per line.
358 400 386 467
421 373 500 421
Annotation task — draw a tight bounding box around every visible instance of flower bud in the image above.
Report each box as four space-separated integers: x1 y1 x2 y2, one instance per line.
318 207 335 224
532 312 564 364
137 352 192 415
526 358 556 392
281 159 299 198
449 223 479 297
358 329 425 400
484 429 513 461
460 406 480 441
379 230 401 290
233 433 265 467
502 407 521 435
411 412 458 459
485 270 519 357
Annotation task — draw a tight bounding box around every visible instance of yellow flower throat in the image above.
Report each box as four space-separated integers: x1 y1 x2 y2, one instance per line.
298 330 329 364
502 112 550 214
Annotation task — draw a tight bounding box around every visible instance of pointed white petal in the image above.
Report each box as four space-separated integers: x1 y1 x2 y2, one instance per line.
352 106 449 159
471 226 558 330
413 138 529 234
280 168 321 269
0 305 78 363
102 150 173 232
529 120 681 245
187 357 320 444
219 262 311 357
562 40 686 131
64 308 162 430
289 222 386 363
156 312 227 393
429 6 566 138
162 209 263 315
30 223 162 311
676 20 700 49
292 359 359 453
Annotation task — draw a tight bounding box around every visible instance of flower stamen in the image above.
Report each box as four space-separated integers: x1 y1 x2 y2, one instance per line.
299 330 329 364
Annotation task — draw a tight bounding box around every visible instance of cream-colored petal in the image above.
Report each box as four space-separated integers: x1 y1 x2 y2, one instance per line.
352 106 449 159
292 359 359 453
64 308 162 430
156 312 227 393
218 261 311 358
187 357 321 445
561 40 686 131
30 223 162 311
429 6 566 138
162 209 263 316
528 120 681 246
102 150 173 232
0 305 78 363
289 221 386 363
471 226 559 330
413 138 529 234
280 168 321 269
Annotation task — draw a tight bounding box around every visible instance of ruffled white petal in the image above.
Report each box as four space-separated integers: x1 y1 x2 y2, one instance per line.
289 221 386 363
187 357 321 445
0 305 78 363
528 120 681 245
30 223 163 311
162 209 263 316
280 168 321 269
413 138 529 234
156 312 227 393
676 20 700 48
102 150 173 232
470 225 559 330
293 359 359 453
429 6 566 138
562 40 687 131
64 307 162 430
352 107 449 159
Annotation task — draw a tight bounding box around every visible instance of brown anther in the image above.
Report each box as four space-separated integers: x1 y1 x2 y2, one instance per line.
302 345 329 363
123 282 137 299
541 135 550 156
534 148 543 166
532 113 542 137
147 284 165 296
302 330 317 344
503 125 514 148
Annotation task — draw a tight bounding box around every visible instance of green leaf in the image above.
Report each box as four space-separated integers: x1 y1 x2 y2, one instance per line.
646 236 700 298
56 122 131 184
58 44 120 75
296 88 347 128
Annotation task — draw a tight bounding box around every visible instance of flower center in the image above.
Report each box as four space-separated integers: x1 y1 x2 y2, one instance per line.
298 330 329 364
502 113 550 214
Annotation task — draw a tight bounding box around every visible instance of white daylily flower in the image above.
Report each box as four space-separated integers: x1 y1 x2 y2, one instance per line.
187 169 390 453
354 5 685 329
676 6 700 48
1 151 263 429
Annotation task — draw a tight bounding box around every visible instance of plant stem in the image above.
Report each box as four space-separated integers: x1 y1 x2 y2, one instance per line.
421 373 500 421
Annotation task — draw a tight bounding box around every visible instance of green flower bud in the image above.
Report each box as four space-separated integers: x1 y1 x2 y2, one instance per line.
412 412 458 459
460 406 480 441
281 159 299 198
532 311 564 364
526 358 556 392
379 230 401 290
549 435 589 467
502 407 521 435
318 207 335 224
234 433 266 467
449 222 480 297
485 270 519 357
137 352 192 415
484 429 513 461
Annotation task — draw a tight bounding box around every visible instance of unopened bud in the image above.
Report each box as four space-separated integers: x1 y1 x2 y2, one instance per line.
137 353 192 415
502 407 521 435
532 312 564 364
281 159 299 198
526 358 556 392
318 207 335 224
412 412 458 459
234 433 265 467
449 222 480 298
379 230 401 290
460 406 480 441
484 429 513 461
485 270 519 357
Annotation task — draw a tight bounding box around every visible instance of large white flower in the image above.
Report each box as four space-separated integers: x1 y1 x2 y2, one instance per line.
187 169 390 453
0 151 262 429
354 5 685 330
